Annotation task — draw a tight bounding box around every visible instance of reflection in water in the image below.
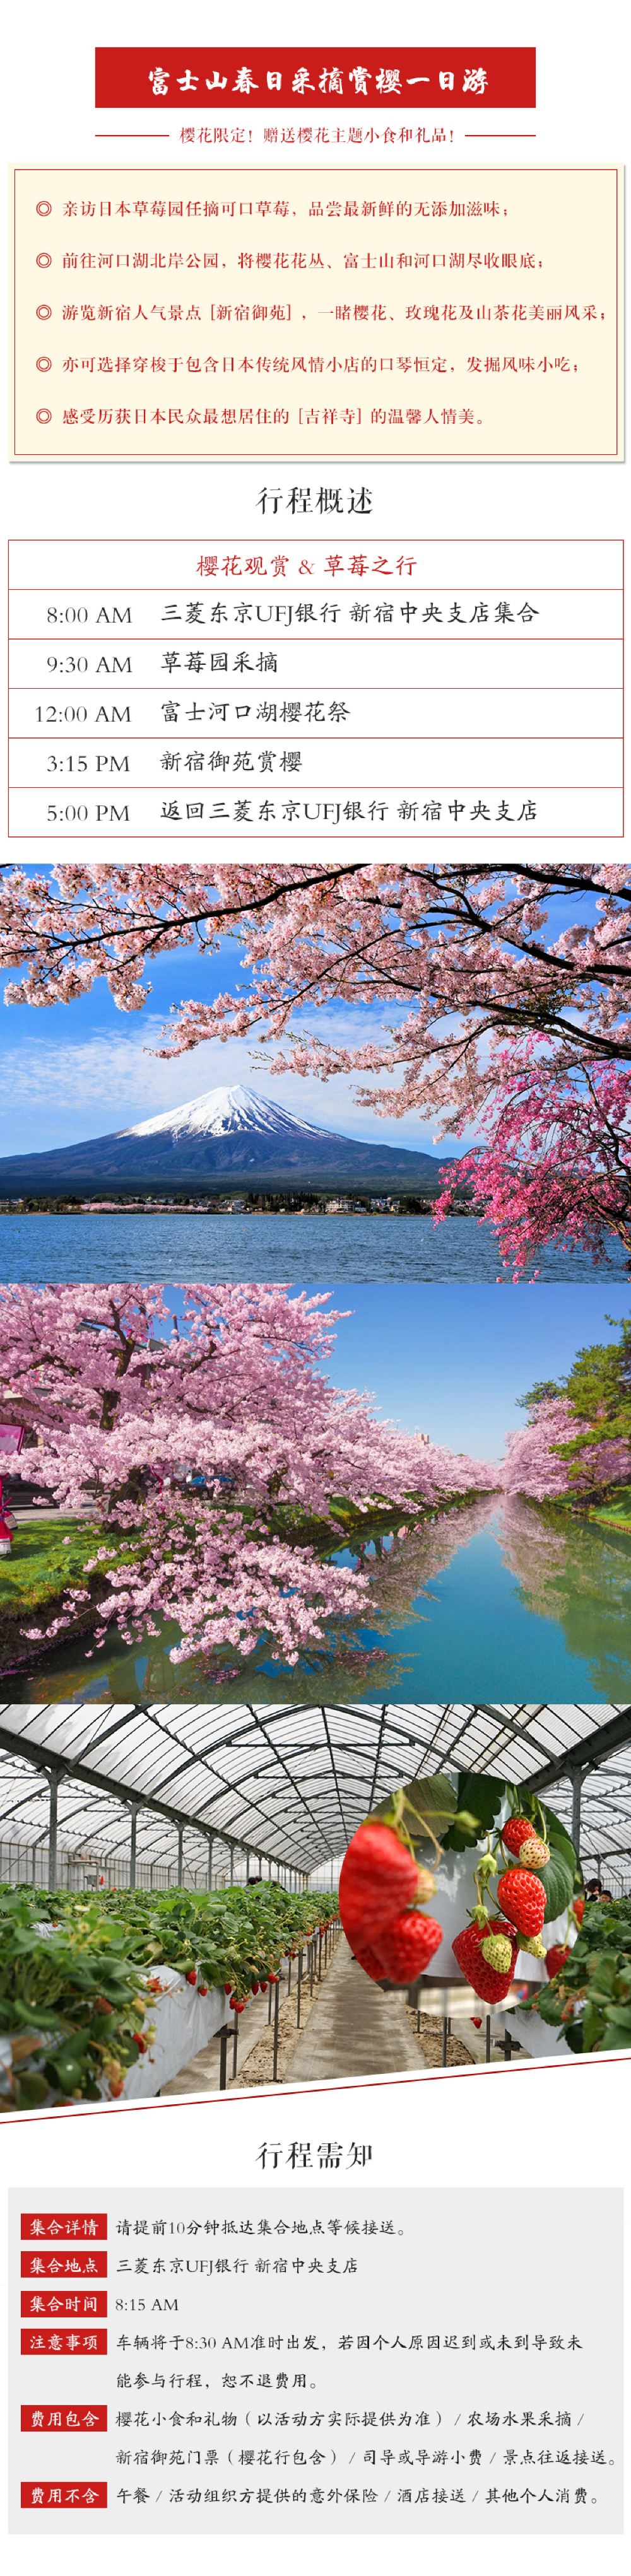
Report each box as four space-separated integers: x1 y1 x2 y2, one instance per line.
5 1502 490 1706
6 1494 631 1704
499 1499 631 1699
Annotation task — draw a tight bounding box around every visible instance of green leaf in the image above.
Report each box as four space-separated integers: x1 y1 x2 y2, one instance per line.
581 2002 602 2052
562 2020 586 2054
536 1982 567 2025
597 2019 631 2052
531 1847 574 1924
540 1805 579 1884
442 1771 506 1852
375 1772 457 1851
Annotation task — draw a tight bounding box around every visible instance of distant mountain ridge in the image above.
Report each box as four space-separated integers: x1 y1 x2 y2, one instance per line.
0 1082 453 1195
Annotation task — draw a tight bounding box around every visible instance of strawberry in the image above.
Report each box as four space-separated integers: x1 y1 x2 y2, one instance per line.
198 1984 209 1997
351 1939 386 1983
251 1981 259 1994
501 1816 534 1856
497 1868 546 1940
134 2033 148 2053
471 2015 482 2029
186 1968 198 1986
480 1931 513 1975
373 1910 442 1984
572 1896 585 1925
339 1820 423 1944
452 1916 519 2003
224 1982 233 1994
502 1817 550 1866
92 1997 113 2015
545 1943 570 1981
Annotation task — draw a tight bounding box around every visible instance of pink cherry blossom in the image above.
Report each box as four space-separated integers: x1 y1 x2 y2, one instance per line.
1 863 629 1273
0 1281 493 1669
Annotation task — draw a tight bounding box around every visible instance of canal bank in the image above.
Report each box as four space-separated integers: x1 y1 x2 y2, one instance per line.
4 1501 630 1704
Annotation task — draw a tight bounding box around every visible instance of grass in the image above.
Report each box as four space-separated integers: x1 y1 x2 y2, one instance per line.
0 1520 101 1617
586 1486 631 1534
0 1481 489 1649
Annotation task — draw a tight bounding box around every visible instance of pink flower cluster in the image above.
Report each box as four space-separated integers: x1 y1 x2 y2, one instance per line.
1 862 629 1275
0 1281 493 1666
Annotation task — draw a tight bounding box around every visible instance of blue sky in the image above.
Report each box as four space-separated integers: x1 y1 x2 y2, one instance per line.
164 1282 630 1463
0 933 465 1157
0 873 600 1159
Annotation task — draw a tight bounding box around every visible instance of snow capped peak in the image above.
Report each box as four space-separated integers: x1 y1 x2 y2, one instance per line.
120 1082 330 1143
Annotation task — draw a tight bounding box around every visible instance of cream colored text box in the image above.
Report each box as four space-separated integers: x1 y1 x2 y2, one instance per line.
12 165 623 461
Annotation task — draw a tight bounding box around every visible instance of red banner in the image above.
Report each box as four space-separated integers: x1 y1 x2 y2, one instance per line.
21 2213 107 2240
21 2329 108 2356
21 2406 108 2433
21 2483 107 2509
21 2292 108 2319
21 2252 108 2278
95 48 536 112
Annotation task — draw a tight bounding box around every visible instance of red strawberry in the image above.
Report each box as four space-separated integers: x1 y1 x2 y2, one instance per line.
545 1943 570 1981
572 1896 585 1925
251 1981 259 1994
93 1997 113 2015
452 1916 519 2003
497 1868 546 1940
373 1910 442 1984
502 1816 533 1855
186 1968 198 1985
339 1820 422 1944
198 1984 209 1997
351 1939 386 1983
502 1817 549 1866
471 2016 482 2029
134 2033 148 2053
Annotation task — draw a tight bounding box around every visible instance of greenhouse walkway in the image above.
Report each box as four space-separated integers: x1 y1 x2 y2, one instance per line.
284 1935 424 2083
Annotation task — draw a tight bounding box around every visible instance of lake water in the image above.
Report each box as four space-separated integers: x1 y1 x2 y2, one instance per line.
6 1501 630 1704
0 1210 627 1284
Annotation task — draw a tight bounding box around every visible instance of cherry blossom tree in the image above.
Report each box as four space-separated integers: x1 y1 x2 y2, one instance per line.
501 1396 631 1504
2 861 628 1274
0 1282 493 1669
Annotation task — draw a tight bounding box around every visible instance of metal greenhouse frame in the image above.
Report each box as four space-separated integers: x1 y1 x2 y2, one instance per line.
0 1700 630 1893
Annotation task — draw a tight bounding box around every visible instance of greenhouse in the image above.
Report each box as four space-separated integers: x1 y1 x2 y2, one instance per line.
1 1699 630 2113
1 1699 630 1892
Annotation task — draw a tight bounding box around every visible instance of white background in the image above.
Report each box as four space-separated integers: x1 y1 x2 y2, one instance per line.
1 4 629 2565
0 2051 630 2565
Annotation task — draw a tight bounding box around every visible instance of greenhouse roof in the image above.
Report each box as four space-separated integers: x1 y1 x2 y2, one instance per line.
0 1701 630 1876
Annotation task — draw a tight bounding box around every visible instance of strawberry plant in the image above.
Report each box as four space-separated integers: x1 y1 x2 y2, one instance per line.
0 1881 339 2107
526 1898 631 2053
341 1770 581 2005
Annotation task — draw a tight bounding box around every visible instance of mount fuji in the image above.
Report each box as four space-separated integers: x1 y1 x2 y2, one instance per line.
0 1083 453 1196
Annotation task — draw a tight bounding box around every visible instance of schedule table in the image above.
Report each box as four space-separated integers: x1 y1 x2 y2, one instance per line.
8 536 623 841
